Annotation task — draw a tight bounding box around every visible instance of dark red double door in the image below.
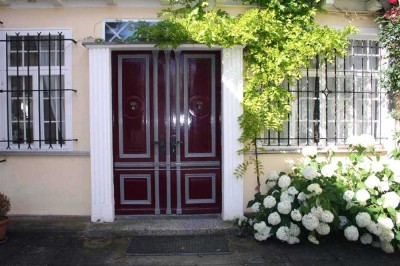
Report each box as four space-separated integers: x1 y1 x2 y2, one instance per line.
112 50 221 214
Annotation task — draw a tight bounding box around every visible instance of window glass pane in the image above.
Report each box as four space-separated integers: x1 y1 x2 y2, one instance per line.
41 75 65 145
8 34 65 67
104 21 158 42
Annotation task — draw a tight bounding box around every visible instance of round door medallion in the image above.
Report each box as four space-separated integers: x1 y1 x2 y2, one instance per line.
189 96 210 117
124 96 143 119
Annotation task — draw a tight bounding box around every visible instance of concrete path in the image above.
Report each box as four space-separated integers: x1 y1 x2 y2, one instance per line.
0 216 399 266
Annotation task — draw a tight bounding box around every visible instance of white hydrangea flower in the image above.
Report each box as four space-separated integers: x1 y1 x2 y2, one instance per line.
263 195 277 209
393 174 400 184
339 216 348 229
381 191 400 209
366 221 382 236
343 190 354 202
254 232 268 241
277 201 292 215
355 189 370 204
360 233 373 245
289 223 301 237
302 166 318 180
238 216 248 226
355 212 371 228
387 159 400 175
377 216 394 230
371 161 384 173
302 213 319 231
287 186 299 196
254 222 272 241
276 226 290 242
358 159 372 172
379 230 394 242
360 134 375 148
308 234 319 244
302 157 312 165
321 164 337 178
344 226 359 241
321 210 334 223
266 181 277 189
278 175 291 189
396 212 400 225
381 242 394 253
325 144 338 153
378 181 390 192
291 209 302 222
251 202 261 213
310 206 323 220
346 135 360 146
267 170 279 181
316 157 327 164
301 146 318 157
316 222 330 236
364 174 380 189
285 159 295 171
280 191 295 203
267 212 281 226
346 134 375 148
359 134 376 148
254 221 267 233
297 192 307 202
307 183 322 195
287 236 300 245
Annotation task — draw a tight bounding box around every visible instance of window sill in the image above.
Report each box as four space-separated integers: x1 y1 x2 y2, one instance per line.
252 145 389 155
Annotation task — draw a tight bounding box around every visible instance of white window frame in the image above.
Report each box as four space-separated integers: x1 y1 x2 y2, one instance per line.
262 31 395 151
0 28 73 151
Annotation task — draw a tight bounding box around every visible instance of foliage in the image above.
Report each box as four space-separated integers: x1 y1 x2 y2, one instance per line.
377 2 400 93
0 192 10 218
123 0 356 162
237 135 400 253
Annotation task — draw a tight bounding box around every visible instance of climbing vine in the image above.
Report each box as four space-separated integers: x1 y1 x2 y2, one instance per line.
125 0 356 181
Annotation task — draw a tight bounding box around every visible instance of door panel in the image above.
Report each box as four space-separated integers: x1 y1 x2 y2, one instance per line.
119 56 151 158
184 54 216 157
113 50 221 215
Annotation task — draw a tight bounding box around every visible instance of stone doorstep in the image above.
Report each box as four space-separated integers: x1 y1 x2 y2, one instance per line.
7 215 238 238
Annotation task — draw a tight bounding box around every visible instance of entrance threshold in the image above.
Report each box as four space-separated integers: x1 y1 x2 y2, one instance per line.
115 214 222 220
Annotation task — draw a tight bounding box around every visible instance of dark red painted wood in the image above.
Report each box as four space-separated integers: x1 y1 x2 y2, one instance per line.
121 58 148 155
113 50 221 215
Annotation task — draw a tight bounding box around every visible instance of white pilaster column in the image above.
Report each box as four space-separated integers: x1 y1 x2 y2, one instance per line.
88 47 115 222
221 46 244 220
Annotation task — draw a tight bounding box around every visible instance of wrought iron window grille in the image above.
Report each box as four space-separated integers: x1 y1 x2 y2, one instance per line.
259 40 388 149
0 32 77 150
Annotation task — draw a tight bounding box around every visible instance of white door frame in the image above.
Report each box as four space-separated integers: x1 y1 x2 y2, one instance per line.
85 43 244 222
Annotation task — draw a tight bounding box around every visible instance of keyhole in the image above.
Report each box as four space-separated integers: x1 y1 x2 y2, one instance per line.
130 101 138 111
195 101 203 110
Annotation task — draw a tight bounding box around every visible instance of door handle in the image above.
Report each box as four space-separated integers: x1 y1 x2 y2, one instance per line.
154 139 165 154
171 135 183 156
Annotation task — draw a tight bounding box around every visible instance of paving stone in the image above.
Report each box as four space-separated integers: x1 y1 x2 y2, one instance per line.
2 216 400 266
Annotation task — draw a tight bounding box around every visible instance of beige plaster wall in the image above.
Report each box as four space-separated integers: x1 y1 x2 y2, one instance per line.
0 6 382 215
0 156 91 215
0 7 166 216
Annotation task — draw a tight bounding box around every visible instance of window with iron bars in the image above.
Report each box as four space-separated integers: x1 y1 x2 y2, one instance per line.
261 39 390 148
0 30 77 150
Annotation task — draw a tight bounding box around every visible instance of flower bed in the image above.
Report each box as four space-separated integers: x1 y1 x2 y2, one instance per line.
237 135 400 253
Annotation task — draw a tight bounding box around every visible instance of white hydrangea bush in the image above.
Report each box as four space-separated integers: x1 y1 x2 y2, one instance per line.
336 135 400 253
236 134 400 253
